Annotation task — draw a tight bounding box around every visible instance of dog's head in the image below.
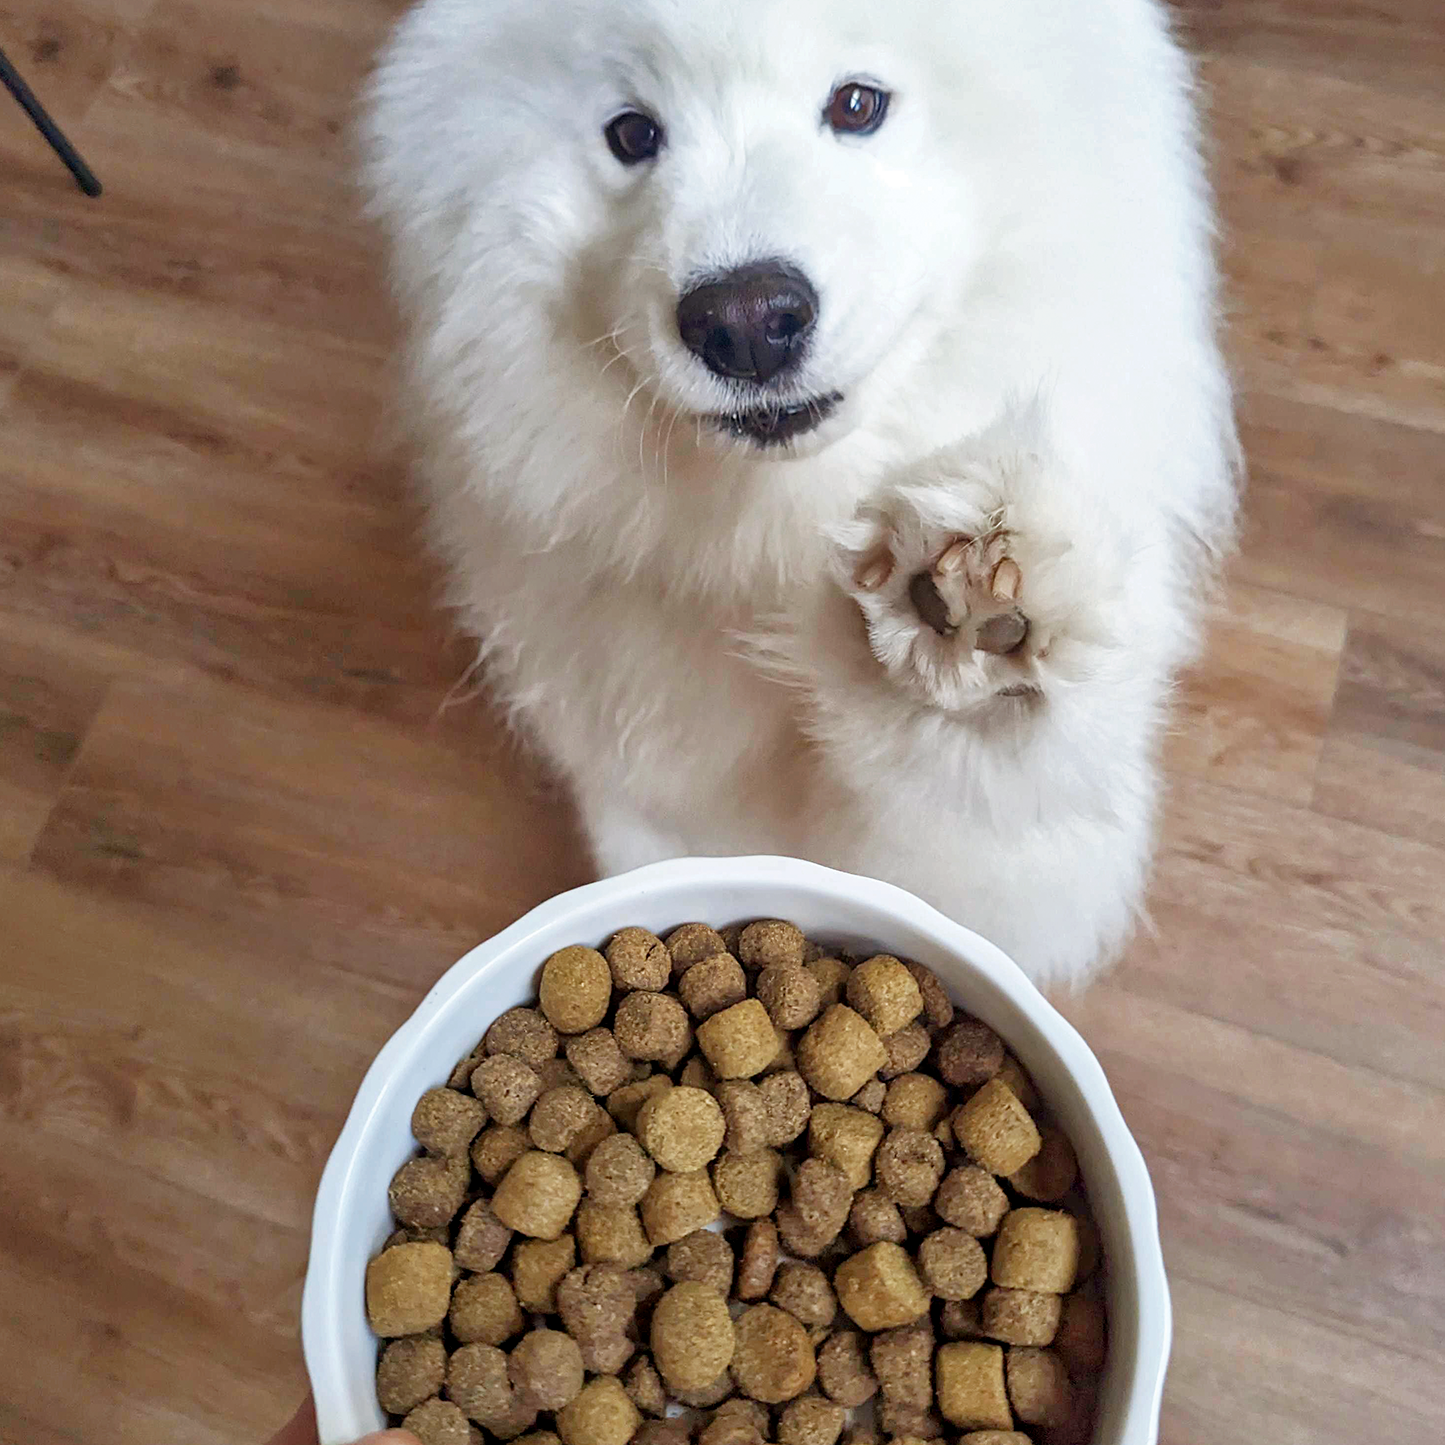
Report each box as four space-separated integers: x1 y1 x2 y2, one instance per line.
366 0 1024 464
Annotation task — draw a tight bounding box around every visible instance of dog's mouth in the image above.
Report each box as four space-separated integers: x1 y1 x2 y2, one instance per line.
712 392 842 447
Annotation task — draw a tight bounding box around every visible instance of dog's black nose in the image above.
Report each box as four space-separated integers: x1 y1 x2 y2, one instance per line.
676 262 818 384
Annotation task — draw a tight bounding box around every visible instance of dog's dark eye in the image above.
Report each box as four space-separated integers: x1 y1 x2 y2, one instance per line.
605 110 664 165
826 83 890 137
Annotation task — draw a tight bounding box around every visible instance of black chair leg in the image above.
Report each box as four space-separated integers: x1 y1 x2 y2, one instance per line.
0 45 102 197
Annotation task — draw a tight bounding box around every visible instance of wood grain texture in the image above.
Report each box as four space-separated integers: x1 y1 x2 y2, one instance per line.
1 0 1442 1441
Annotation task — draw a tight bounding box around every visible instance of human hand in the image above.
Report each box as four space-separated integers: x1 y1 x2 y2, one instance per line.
266 1397 419 1445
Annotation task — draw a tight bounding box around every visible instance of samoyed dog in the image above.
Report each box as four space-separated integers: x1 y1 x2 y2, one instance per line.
362 0 1238 985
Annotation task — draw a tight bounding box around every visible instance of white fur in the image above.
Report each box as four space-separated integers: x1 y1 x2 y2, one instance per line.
361 0 1239 986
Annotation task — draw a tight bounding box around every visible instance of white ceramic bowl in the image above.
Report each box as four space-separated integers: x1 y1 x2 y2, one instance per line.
303 856 1169 1445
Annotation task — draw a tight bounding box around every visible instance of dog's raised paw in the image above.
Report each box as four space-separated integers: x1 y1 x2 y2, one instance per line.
855 527 1035 660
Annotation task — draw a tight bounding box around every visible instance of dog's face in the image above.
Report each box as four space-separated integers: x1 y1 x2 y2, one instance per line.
370 0 1022 461
574 2 989 455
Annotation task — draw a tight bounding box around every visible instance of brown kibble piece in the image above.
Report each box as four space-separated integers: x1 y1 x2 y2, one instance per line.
757 964 823 1030
994 1055 1040 1112
680 954 749 1020
808 958 852 1010
797 1006 887 1101
624 1356 669 1417
607 927 671 991
377 1335 447 1414
935 1166 1010 1237
472 1124 531 1186
992 1210 1080 1294
759 1071 812 1146
1005 1348 1073 1428
704 1398 769 1445
851 1078 886 1114
697 999 779 1079
777 1159 852 1257
883 1074 949 1132
878 1403 943 1440
454 1200 512 1272
616 992 693 1064
937 1019 1005 1089
953 1080 1041 1177
449 1041 487 1091
536 1057 585 1092
576 1201 654 1268
512 1235 575 1313
388 1152 468 1230
878 1023 931 1081
870 1320 933 1407
875 1127 945 1207
635 1423 693 1445
640 1168 720 1246
940 1298 983 1340
530 1085 601 1153
472 1055 543 1127
1053 1294 1107 1375
451 1271 525 1346
919 1227 988 1300
667 923 729 974
666 1229 734 1295
413 1087 488 1155
899 1203 938 1236
404 1398 473 1445
486 1008 560 1069
848 1188 907 1247
959 1435 1032 1445
817 1330 878 1407
671 1374 735 1408
567 1028 633 1096
493 1151 582 1240
629 1264 666 1311
981 1287 1062 1347
778 1396 845 1445
902 960 954 1029
712 1148 781 1218
366 1242 453 1336
566 1100 618 1167
736 1219 780 1300
739 920 807 971
1073 1213 1102 1282
556 1264 637 1375
679 1057 715 1090
1007 1126 1078 1204
808 1103 884 1191
716 1080 769 1154
557 1377 641 1445
539 945 613 1035
834 1243 931 1332
731 1303 817 1402
637 1086 727 1172
770 1261 836 1331
607 1074 672 1131
510 1329 585 1411
845 957 923 1037
651 1280 738 1391
446 1343 536 1438
936 1342 1012 1431
586 1132 656 1206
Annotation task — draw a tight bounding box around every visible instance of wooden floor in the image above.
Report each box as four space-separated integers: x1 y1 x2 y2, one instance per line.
1 2 1442 1442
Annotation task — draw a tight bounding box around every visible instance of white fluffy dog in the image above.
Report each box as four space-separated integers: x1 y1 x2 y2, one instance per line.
362 0 1238 986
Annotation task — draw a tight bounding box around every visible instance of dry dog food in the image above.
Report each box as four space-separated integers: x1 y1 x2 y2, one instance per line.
366 924 1110 1443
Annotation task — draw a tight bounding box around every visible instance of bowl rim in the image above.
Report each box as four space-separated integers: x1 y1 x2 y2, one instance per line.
302 855 1170 1444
